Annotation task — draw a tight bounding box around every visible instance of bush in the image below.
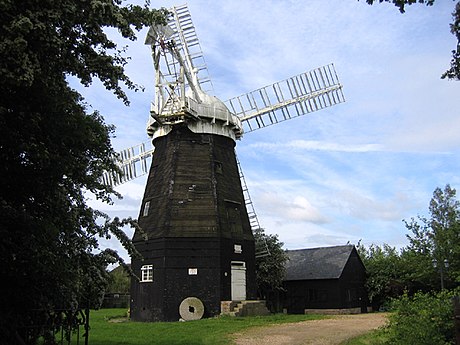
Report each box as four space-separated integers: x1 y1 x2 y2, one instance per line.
386 290 458 345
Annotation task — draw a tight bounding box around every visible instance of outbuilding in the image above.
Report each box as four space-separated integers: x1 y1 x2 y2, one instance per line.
282 245 368 314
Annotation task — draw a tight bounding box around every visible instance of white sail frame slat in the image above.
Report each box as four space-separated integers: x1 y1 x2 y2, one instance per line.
225 63 345 133
101 142 154 187
165 5 213 93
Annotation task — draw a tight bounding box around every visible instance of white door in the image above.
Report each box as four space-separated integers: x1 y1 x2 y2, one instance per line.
231 261 246 301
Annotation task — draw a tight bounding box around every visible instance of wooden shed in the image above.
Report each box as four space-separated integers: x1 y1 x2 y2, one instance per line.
282 245 368 314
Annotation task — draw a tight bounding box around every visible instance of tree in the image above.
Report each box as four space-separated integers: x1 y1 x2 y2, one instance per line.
357 185 460 309
361 0 460 80
0 0 167 343
404 184 460 289
443 1 460 80
253 228 288 302
357 242 405 309
386 290 458 344
107 265 131 294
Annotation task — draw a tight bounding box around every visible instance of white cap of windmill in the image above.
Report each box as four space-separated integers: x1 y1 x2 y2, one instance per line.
144 12 242 142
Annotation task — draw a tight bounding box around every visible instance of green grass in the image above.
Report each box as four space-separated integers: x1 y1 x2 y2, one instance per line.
340 328 389 345
87 309 327 345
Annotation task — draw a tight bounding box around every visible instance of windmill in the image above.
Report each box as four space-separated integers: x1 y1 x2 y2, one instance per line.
104 4 344 322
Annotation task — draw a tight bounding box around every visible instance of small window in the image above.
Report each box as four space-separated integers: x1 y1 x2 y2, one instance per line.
234 244 242 254
143 201 150 217
141 264 153 282
226 203 243 235
215 161 223 174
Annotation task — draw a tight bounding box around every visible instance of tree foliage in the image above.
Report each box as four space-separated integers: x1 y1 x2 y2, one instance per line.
0 0 167 343
362 0 435 13
443 1 460 80
107 265 131 294
386 289 458 344
253 228 288 299
405 184 460 287
361 0 460 80
359 184 460 308
357 242 405 309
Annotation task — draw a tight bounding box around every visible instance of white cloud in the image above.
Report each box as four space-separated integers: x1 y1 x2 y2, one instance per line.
332 189 411 221
251 140 384 153
256 189 329 224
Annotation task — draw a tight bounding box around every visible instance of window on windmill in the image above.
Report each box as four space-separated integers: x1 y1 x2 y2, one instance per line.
226 206 243 235
214 161 223 174
141 264 153 282
143 201 150 217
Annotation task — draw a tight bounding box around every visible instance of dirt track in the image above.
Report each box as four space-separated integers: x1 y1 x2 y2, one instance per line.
232 313 388 345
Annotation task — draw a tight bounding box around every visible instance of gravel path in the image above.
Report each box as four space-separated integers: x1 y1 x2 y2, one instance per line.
232 313 388 345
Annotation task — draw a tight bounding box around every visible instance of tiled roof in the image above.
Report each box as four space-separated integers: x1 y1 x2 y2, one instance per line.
284 245 356 281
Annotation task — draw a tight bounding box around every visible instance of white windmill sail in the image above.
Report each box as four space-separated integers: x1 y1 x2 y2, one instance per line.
164 4 213 92
101 142 153 187
226 63 344 133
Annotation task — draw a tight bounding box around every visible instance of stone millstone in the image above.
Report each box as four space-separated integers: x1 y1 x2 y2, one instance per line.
179 297 205 321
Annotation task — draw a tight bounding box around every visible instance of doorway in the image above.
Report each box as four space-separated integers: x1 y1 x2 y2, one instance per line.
231 261 246 301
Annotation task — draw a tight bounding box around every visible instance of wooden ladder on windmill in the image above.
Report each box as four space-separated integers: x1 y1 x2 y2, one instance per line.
236 156 270 258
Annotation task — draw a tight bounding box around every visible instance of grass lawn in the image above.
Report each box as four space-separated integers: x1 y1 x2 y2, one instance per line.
87 309 326 345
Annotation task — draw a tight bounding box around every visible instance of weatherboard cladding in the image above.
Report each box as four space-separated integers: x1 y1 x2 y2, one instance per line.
134 125 253 240
284 245 355 281
130 126 256 321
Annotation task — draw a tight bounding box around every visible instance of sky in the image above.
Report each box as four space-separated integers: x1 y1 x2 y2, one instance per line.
80 0 460 262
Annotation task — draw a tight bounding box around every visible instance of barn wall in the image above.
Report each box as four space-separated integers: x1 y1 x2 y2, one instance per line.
282 279 341 313
338 249 368 310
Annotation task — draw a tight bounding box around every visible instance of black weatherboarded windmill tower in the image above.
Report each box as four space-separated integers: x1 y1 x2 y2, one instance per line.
103 4 345 322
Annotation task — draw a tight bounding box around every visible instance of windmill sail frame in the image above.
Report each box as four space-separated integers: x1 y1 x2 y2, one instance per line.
226 64 344 133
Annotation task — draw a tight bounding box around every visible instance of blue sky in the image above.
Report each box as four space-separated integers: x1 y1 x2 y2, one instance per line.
81 1 460 262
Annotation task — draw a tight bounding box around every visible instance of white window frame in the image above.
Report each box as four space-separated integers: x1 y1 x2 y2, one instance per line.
141 264 153 282
143 201 151 217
